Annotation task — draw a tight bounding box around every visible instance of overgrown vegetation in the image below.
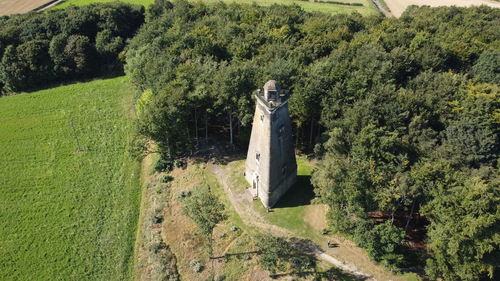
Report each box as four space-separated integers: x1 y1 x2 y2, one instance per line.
0 77 141 280
256 235 316 275
126 1 499 280
136 156 180 281
0 2 144 94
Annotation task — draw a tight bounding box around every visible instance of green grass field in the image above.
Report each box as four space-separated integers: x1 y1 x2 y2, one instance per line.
56 0 379 16
55 0 154 9
0 77 141 281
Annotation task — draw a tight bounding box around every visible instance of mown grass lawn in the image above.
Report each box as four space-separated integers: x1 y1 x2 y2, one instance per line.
251 156 321 237
56 0 379 16
0 77 141 281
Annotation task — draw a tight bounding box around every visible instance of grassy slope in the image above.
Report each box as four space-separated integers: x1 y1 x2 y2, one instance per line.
225 157 422 281
0 77 141 281
56 0 379 16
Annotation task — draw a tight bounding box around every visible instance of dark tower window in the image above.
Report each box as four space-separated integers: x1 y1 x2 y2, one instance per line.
267 90 277 101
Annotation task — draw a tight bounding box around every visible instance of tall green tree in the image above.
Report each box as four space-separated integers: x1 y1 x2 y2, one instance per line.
423 174 499 281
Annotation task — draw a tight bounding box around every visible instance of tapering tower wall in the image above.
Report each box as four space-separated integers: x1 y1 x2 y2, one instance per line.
245 80 297 208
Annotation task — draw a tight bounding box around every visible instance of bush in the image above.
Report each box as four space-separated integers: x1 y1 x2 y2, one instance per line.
160 174 173 183
154 156 172 172
174 158 186 168
177 190 191 198
189 259 203 273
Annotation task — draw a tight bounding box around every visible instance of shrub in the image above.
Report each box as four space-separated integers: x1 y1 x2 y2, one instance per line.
154 156 172 172
189 259 203 273
174 158 186 168
160 174 173 183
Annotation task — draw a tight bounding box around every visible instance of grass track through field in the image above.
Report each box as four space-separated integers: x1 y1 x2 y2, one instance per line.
56 0 379 16
0 77 141 281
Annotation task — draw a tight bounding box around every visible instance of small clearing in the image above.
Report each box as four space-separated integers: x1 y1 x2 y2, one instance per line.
211 159 420 281
383 0 500 17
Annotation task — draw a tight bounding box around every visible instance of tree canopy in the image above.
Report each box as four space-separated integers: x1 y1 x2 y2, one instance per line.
0 2 144 94
2 0 497 279
126 1 499 279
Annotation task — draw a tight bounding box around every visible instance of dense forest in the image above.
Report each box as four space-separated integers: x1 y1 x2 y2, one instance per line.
0 0 498 280
126 1 499 280
0 2 144 94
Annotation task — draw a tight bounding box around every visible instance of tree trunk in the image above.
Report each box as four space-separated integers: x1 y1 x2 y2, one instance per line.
405 200 416 233
194 108 198 145
165 137 172 160
295 124 300 147
229 111 233 145
205 110 208 140
309 118 314 147
301 125 305 148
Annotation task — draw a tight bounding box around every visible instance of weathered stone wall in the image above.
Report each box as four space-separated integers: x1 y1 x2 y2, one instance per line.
245 93 296 208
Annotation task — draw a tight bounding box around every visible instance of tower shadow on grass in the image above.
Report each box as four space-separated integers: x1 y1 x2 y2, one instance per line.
273 175 315 208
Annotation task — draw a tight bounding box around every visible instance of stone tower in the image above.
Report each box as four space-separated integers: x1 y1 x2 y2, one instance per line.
245 80 297 208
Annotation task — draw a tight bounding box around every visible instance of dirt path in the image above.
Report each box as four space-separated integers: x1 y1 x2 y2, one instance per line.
208 162 375 280
208 162 291 236
371 0 393 17
384 0 500 17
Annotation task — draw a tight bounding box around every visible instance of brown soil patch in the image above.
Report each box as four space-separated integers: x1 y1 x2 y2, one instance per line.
0 0 54 16
384 0 500 17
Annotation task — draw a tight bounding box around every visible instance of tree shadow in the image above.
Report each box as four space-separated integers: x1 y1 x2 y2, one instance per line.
189 138 246 165
270 267 369 281
210 250 260 260
313 266 370 281
273 175 315 208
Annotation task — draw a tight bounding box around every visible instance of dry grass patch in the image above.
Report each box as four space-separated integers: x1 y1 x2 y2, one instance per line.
162 161 273 281
304 204 328 232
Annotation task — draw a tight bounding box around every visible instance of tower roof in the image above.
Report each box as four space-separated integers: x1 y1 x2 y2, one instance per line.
263 80 281 92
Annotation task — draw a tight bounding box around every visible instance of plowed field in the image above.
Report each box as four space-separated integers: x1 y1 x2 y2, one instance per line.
384 0 500 17
0 0 53 16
